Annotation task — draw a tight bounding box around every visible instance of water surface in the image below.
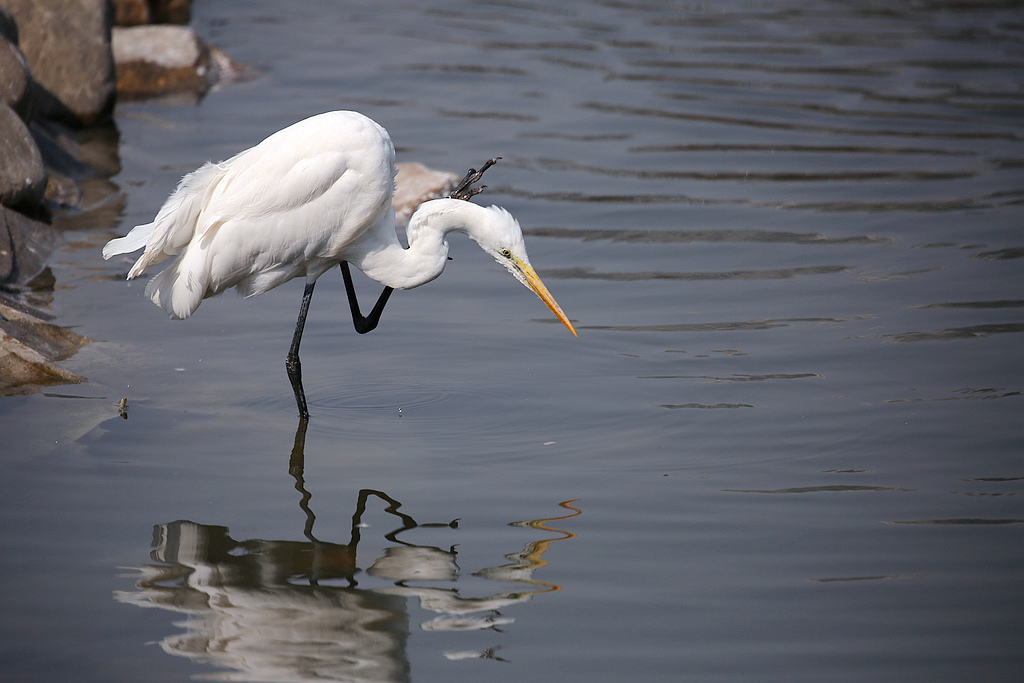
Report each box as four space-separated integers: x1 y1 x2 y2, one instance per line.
1 1 1022 682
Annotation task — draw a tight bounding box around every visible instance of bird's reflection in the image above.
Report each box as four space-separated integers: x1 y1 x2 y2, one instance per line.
114 419 579 682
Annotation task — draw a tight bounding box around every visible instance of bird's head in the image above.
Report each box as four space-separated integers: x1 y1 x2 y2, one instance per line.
468 205 577 337
433 156 575 336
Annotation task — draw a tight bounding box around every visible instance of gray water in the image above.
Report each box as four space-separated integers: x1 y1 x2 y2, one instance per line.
2 1 1022 681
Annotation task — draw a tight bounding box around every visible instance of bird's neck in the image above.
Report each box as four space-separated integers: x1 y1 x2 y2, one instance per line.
353 199 488 290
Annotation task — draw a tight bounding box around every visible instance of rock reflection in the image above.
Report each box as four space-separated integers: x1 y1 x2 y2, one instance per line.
114 420 579 681
909 299 1024 310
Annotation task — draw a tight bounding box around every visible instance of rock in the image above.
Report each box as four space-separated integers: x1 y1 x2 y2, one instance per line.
0 104 46 210
0 206 91 395
113 25 215 99
0 6 17 43
3 0 116 126
0 37 33 120
112 0 192 28
0 292 88 395
0 331 84 395
112 0 153 27
32 116 120 180
0 206 58 289
151 0 192 25
0 296 87 360
0 2 122 395
107 3 246 102
393 162 460 226
0 332 86 395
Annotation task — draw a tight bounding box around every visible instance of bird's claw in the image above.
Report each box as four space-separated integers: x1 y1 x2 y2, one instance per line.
449 157 501 201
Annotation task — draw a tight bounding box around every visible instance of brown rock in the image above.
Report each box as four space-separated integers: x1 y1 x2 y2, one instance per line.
0 330 86 395
0 38 33 120
111 0 192 26
0 6 16 44
0 205 58 288
113 25 213 98
0 297 86 360
0 105 46 209
0 6 17 43
111 0 152 27
393 162 460 226
151 0 191 25
0 292 88 395
3 0 116 126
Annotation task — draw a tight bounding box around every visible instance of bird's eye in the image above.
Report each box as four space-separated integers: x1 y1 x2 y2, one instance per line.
501 249 513 259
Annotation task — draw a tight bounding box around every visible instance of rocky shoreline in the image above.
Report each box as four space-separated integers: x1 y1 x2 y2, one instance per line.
0 0 234 395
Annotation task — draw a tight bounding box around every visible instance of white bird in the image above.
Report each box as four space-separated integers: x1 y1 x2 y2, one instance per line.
103 110 576 419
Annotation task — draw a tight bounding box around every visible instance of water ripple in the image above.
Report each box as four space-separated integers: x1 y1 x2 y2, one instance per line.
910 300 1024 310
628 142 977 157
503 187 1008 211
524 226 891 246
879 323 1024 343
625 58 889 78
535 157 973 183
643 373 821 383
887 518 1024 525
973 248 1024 260
390 63 529 76
585 318 844 333
811 574 924 583
660 403 754 409
580 101 1021 141
437 109 539 122
724 485 911 494
542 266 849 281
885 388 1021 404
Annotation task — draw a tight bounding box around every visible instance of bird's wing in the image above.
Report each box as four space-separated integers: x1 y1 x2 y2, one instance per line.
122 111 396 282
205 148 355 225
124 147 358 278
201 111 395 233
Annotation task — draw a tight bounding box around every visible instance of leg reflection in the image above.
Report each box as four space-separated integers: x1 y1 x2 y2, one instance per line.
287 417 316 543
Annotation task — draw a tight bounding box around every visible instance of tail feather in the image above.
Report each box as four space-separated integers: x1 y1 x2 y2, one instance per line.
102 221 155 259
103 161 229 280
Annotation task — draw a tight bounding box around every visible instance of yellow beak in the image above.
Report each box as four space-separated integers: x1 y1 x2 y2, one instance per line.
516 259 578 337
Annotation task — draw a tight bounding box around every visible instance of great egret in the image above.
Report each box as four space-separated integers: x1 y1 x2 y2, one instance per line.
103 110 576 419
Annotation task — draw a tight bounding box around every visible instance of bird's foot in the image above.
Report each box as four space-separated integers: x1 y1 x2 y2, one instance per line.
448 157 501 201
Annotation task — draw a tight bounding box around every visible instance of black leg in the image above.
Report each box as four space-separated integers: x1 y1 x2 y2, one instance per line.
340 261 394 334
286 281 316 420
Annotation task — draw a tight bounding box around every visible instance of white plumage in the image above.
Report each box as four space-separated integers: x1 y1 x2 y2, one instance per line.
103 110 575 417
105 112 397 319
